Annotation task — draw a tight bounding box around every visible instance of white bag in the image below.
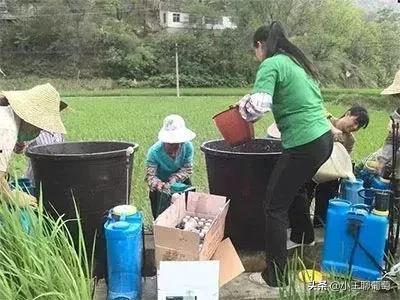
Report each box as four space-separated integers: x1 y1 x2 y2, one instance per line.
313 142 354 184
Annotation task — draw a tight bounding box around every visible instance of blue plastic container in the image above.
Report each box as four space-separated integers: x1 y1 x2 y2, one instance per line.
8 178 33 234
349 208 388 280
340 179 364 205
322 202 388 281
356 167 375 189
9 178 35 195
360 177 391 206
371 177 391 191
105 205 143 300
322 199 352 275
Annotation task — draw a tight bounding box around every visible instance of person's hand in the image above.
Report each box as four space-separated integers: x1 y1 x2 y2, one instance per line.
171 193 180 204
168 176 177 185
10 190 37 208
234 94 251 107
156 181 165 191
366 160 380 171
163 182 171 193
376 161 387 175
331 127 344 143
13 141 27 154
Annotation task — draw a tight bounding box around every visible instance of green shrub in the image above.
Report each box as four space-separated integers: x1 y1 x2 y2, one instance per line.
145 73 250 88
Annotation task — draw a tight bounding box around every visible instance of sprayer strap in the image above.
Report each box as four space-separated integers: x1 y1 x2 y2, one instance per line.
348 220 361 277
348 219 386 275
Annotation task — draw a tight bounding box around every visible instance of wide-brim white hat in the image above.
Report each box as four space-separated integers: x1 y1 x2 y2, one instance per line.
267 122 281 139
1 83 66 134
381 70 400 96
158 114 196 143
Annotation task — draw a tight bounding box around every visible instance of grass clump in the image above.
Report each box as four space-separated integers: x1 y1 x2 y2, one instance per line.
0 194 94 300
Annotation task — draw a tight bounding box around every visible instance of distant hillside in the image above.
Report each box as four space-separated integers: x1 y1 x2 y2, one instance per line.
356 0 400 12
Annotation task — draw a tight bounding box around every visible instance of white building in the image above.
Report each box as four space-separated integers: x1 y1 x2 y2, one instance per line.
159 10 236 32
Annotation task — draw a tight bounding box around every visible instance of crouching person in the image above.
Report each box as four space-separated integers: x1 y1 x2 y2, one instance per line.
376 71 400 176
377 108 400 177
145 115 196 219
0 83 67 207
312 105 369 228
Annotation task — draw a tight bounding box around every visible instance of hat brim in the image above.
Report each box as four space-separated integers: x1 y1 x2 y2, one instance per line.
2 84 66 134
381 84 400 95
158 128 196 143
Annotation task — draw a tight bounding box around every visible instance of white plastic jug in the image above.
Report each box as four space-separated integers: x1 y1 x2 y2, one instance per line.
313 142 354 184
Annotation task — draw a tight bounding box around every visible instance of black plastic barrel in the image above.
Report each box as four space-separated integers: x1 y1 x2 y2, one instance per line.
201 139 282 250
26 141 138 278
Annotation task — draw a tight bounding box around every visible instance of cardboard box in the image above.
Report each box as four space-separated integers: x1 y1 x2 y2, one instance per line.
154 191 245 287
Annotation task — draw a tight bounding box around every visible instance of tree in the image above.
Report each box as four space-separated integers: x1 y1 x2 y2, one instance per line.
375 9 400 85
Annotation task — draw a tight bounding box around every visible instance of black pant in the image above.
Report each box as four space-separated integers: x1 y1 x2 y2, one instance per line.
261 131 333 287
149 178 192 220
313 180 340 227
288 182 316 244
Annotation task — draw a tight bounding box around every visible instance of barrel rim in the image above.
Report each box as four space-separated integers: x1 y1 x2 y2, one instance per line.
200 139 282 157
26 141 139 160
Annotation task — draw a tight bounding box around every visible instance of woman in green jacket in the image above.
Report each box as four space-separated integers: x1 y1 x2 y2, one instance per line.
237 22 333 295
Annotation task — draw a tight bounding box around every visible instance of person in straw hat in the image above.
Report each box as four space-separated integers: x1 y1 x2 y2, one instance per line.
14 101 68 190
145 114 196 219
0 83 66 207
376 70 400 175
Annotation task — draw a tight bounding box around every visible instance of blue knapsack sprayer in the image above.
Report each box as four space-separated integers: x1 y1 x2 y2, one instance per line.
103 146 145 300
322 116 400 289
104 204 144 300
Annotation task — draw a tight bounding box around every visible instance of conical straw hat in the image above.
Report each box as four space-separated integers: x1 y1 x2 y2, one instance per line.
1 83 66 134
381 70 400 96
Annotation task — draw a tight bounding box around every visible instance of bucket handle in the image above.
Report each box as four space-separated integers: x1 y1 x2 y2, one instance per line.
125 147 135 205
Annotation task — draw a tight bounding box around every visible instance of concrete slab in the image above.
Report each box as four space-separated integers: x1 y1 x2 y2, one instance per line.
95 274 279 300
238 227 325 272
219 273 276 299
95 272 400 300
143 231 156 277
94 227 400 299
94 278 157 300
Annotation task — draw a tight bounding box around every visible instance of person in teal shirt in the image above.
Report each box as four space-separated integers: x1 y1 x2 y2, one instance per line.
146 115 196 219
237 22 333 293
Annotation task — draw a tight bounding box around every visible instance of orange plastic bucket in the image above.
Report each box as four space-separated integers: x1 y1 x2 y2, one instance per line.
213 106 254 146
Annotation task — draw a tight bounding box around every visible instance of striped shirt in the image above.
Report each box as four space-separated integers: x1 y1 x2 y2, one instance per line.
25 131 65 183
377 109 400 170
238 93 272 122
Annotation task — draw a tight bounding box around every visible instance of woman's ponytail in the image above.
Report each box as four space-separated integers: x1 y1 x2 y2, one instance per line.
254 21 320 81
